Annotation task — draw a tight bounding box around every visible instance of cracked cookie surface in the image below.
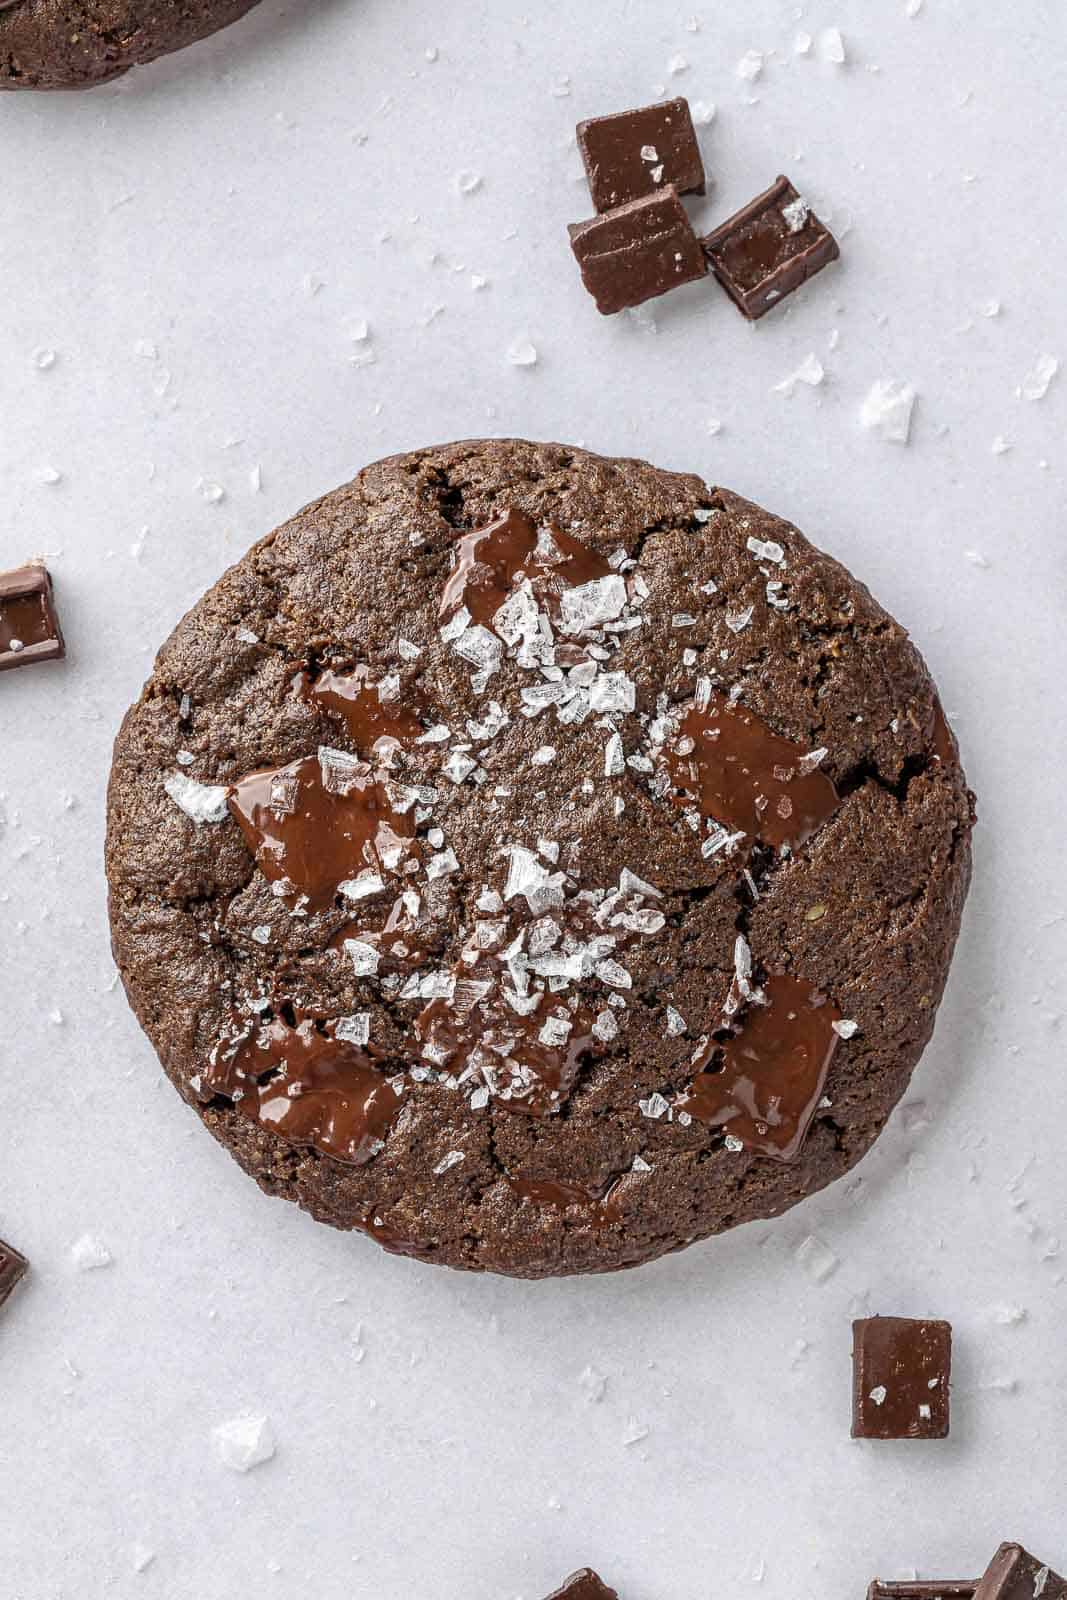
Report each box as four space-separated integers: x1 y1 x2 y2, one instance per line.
105 439 975 1278
0 0 262 90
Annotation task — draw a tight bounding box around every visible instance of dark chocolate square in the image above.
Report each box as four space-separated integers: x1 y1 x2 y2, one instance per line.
543 1572 618 1600
852 1316 952 1439
0 1238 29 1310
702 174 839 319
577 97 705 213
974 1545 1067 1600
0 562 65 672
569 187 707 315
869 1583 977 1600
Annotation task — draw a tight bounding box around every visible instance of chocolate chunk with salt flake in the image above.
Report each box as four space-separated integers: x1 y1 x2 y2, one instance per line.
702 174 839 320
0 561 65 672
577 96 705 213
543 1569 619 1600
852 1316 952 1439
570 188 708 316
974 1546 1067 1600
868 1583 977 1600
0 1238 29 1310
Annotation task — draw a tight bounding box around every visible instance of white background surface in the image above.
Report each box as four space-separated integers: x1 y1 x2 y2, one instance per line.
2 2 1065 1596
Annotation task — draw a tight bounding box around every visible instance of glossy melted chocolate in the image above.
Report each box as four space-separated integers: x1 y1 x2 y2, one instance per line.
678 973 841 1161
304 665 424 755
511 1174 623 1223
666 691 840 849
440 507 613 628
201 1016 404 1165
227 749 415 913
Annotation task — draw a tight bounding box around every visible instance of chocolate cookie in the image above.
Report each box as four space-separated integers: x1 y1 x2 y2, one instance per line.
106 439 975 1278
0 0 262 91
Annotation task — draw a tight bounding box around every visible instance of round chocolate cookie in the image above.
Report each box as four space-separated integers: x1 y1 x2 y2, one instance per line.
0 0 262 90
106 439 975 1278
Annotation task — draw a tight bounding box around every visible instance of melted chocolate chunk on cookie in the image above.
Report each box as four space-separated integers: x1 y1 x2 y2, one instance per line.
570 188 708 315
0 562 64 672
302 665 424 755
0 1238 29 1311
852 1316 952 1439
703 174 839 319
227 747 417 913
577 96 705 212
678 972 842 1160
511 1174 624 1225
661 688 840 850
440 507 614 628
974 1546 1066 1600
544 1572 619 1600
201 1016 404 1165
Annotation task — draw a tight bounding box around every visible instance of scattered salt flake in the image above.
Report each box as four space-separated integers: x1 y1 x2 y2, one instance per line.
131 1545 156 1574
795 30 813 53
32 346 57 370
869 1385 887 1406
1019 353 1058 400
860 379 916 444
795 1233 839 1282
821 27 846 64
36 465 62 485
622 1418 650 1446
966 549 990 567
434 1150 465 1176
736 49 764 80
691 99 716 126
988 1303 1027 1326
832 1019 858 1039
212 1414 276 1474
639 1092 671 1120
71 1235 113 1271
249 464 263 493
164 772 230 825
530 745 557 766
781 196 810 233
335 1014 372 1047
196 478 225 504
506 337 538 367
579 1365 607 1403
774 352 824 394
706 418 723 436
991 436 1012 456
668 53 688 75
905 0 923 15
665 1006 687 1036
725 605 755 633
980 298 1001 317
471 273 489 291
558 574 628 635
454 169 482 195
632 1154 653 1173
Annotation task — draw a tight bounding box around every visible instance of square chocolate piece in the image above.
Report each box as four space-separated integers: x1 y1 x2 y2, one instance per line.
702 174 839 320
544 1572 618 1600
569 188 707 316
0 1238 29 1310
852 1316 952 1439
974 1546 1067 1600
869 1584 977 1600
0 562 65 672
577 97 705 213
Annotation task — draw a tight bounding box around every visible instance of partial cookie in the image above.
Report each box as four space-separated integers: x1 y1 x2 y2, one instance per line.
0 0 262 91
106 439 975 1278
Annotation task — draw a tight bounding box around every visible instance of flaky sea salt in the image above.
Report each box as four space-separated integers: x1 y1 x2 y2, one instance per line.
833 1019 859 1039
860 379 916 444
212 1414 276 1473
737 49 764 80
163 773 229 824
506 337 538 367
71 1235 113 1271
1019 353 1058 400
796 1233 839 1282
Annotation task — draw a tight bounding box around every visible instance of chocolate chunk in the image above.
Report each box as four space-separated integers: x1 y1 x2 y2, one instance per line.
577 97 705 212
201 1016 405 1164
227 748 418 913
440 507 613 628
702 175 839 319
0 1238 29 1310
569 188 708 315
543 1571 619 1600
661 688 840 850
974 1546 1067 1600
678 972 842 1160
869 1583 977 1600
0 562 65 672
852 1316 952 1439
